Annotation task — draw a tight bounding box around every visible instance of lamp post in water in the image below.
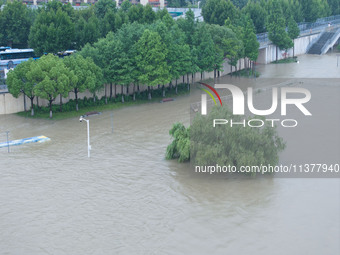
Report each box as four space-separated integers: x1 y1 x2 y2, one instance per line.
5 131 9 153
79 116 91 158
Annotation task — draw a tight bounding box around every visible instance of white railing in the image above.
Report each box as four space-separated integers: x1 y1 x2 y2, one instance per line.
321 28 340 54
257 15 340 44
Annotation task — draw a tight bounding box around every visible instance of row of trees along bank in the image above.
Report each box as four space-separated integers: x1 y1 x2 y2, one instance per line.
7 54 102 118
6 1 262 118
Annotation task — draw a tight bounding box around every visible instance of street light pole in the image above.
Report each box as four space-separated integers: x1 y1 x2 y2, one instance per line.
79 116 91 158
5 131 9 153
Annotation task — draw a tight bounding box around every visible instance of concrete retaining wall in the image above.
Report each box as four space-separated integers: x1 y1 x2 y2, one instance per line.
257 33 319 64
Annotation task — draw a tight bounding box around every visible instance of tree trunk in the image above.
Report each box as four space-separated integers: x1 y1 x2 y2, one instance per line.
49 100 53 118
200 72 203 80
104 84 107 104
230 65 232 75
59 94 63 112
162 85 165 97
110 83 112 99
137 84 140 95
187 74 189 84
148 86 151 100
192 73 194 84
276 46 278 62
75 88 79 111
93 93 96 103
114 84 117 99
23 94 27 112
293 40 295 58
175 79 178 94
248 61 251 76
121 85 124 103
36 97 39 107
133 84 136 101
183 76 184 83
30 97 34 116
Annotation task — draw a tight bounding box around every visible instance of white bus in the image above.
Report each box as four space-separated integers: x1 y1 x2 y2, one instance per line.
0 48 36 71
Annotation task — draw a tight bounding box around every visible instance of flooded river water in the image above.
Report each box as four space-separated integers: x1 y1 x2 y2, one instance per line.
0 54 339 254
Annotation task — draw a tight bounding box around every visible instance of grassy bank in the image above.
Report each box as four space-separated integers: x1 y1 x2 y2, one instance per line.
17 83 189 120
272 57 298 64
229 68 260 78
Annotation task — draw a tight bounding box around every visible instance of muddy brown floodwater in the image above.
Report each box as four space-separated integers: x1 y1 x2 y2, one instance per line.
0 53 339 254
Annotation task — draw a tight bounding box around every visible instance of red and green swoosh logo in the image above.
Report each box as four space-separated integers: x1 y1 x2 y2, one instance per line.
199 82 223 106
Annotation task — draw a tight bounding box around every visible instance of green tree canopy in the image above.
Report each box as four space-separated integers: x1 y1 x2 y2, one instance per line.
176 9 196 47
6 59 36 115
202 0 239 26
267 0 293 61
127 4 145 23
190 106 285 175
135 29 170 99
63 55 103 111
114 22 146 100
167 24 192 83
287 16 300 57
33 54 76 118
194 24 216 76
166 122 190 162
29 5 74 56
242 0 267 33
143 4 156 24
242 15 259 62
327 0 340 15
301 0 330 22
0 0 32 47
74 8 101 50
94 0 117 19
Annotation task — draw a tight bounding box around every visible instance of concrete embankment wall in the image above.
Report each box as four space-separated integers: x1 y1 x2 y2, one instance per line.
0 58 245 115
257 33 319 64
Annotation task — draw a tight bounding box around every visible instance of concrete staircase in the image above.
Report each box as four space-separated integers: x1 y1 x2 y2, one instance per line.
307 32 335 54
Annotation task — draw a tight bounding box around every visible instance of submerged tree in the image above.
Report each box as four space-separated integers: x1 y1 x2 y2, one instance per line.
190 106 285 176
166 123 190 162
166 106 286 176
